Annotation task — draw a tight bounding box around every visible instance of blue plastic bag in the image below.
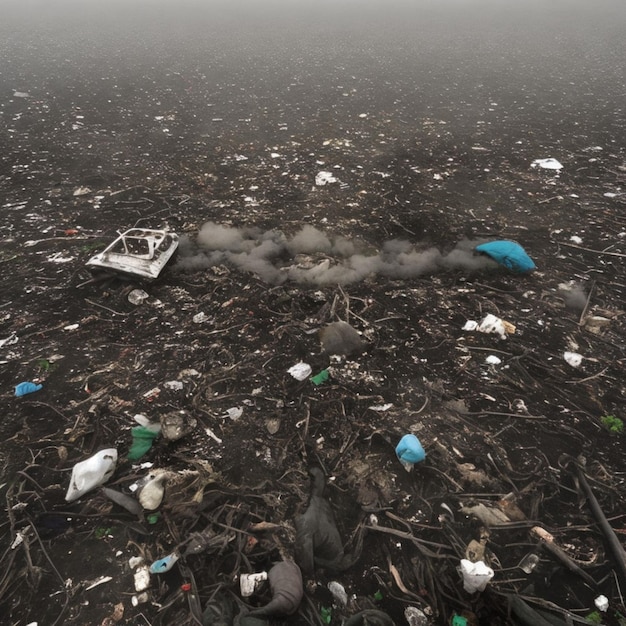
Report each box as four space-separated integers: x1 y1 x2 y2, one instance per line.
149 552 179 574
395 434 426 467
15 381 43 397
475 240 536 273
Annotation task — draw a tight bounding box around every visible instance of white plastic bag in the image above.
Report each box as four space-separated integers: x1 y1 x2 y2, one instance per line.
65 448 117 502
460 559 494 593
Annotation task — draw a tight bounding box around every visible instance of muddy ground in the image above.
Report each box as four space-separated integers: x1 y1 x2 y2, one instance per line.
1 2 626 626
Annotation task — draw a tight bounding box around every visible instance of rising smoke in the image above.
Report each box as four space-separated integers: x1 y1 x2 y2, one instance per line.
174 222 498 285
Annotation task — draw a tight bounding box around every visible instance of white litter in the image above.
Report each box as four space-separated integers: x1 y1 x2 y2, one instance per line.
163 380 183 391
133 565 151 592
327 580 348 606
11 529 28 549
464 314 512 340
287 362 312 381
128 289 149 305
485 355 502 365
368 403 393 412
84 576 113 591
315 171 338 186
65 449 118 502
239 571 267 597
460 559 494 593
563 351 583 368
405 607 429 626
0 333 18 348
225 407 243 421
531 158 563 171
205 427 223 444
192 312 208 323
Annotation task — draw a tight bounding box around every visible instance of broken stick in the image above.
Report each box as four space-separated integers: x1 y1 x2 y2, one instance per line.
530 526 597 588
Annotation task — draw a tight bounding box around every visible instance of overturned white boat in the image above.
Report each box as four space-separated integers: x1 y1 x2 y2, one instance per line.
86 228 179 280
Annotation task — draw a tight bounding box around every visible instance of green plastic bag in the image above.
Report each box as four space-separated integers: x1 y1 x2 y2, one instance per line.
310 369 330 386
128 426 159 460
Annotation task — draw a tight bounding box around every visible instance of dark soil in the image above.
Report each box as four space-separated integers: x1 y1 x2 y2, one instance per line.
1 2 625 626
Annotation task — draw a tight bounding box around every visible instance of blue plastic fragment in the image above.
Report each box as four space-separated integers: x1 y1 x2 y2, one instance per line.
149 552 179 574
475 240 536 273
15 381 43 397
395 434 426 466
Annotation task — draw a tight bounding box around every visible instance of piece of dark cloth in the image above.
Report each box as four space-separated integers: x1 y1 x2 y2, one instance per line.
295 467 345 574
248 560 303 617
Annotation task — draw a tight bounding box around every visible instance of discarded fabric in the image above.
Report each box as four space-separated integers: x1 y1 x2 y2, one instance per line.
247 560 303 617
15 381 43 397
474 240 536 273
295 468 346 574
65 448 118 502
395 434 426 472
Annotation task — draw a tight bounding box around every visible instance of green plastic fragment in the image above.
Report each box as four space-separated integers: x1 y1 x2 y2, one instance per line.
451 617 468 626
128 426 159 460
320 607 332 624
95 527 113 539
373 589 383 601
310 369 330 385
147 513 161 525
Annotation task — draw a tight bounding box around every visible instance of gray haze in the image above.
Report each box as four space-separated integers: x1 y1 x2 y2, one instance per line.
3 0 624 159
175 223 496 285
2 0 624 281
